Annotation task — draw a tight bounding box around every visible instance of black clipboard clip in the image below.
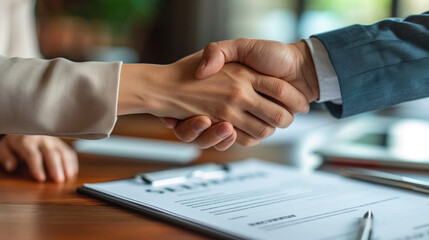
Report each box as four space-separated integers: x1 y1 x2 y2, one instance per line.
136 163 229 187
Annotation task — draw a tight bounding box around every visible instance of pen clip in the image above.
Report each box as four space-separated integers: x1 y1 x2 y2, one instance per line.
136 163 229 187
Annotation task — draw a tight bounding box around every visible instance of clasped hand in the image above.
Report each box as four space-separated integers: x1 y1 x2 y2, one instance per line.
161 39 319 150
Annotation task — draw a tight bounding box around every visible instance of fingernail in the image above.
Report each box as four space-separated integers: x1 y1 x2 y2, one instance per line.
303 104 310 114
214 126 231 139
66 166 75 179
38 172 46 182
198 59 206 70
4 159 13 172
192 121 209 134
56 171 65 182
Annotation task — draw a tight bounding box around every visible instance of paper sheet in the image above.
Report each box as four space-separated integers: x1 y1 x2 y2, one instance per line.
84 159 429 240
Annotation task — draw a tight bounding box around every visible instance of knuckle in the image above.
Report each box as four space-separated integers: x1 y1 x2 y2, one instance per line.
235 38 250 46
273 82 287 99
275 110 294 128
256 126 274 139
233 66 250 77
231 87 244 99
205 41 220 52
226 86 246 104
256 127 268 139
274 110 286 127
21 136 38 149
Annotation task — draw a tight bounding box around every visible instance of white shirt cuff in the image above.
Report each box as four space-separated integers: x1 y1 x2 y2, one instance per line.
304 37 342 105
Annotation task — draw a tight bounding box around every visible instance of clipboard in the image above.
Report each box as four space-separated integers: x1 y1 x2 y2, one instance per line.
77 159 429 240
78 163 236 240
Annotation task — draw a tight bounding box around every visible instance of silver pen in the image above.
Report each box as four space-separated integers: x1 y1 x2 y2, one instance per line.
356 210 373 240
340 168 429 194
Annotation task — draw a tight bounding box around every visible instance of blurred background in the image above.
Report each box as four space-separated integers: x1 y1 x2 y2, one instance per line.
35 0 429 64
35 0 429 168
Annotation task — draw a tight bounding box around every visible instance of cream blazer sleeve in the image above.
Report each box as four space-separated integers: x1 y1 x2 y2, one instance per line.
0 0 122 139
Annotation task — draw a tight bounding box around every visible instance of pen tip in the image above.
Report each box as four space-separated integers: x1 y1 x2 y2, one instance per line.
364 210 374 219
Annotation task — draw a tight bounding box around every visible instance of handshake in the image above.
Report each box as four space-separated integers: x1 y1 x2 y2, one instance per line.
1 38 322 183
119 38 320 151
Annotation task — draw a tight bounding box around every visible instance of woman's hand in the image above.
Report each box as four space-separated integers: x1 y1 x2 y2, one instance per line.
118 52 308 146
0 135 78 182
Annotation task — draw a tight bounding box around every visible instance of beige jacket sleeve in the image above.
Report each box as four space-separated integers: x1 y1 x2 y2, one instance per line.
0 56 122 139
0 0 123 139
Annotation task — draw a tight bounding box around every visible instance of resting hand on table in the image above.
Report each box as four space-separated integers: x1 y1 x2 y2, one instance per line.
0 135 78 182
161 39 319 150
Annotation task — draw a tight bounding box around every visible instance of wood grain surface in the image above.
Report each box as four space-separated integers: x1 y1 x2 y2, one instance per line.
0 115 285 240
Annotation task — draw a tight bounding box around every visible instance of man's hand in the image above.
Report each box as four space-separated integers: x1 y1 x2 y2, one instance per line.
0 135 78 182
195 38 319 102
165 39 320 150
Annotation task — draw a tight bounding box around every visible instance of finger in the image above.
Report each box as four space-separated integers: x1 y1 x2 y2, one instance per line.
192 122 234 149
59 145 78 180
69 148 79 177
253 75 309 114
10 140 46 182
0 141 18 172
235 129 261 147
160 117 179 129
173 116 212 143
195 39 254 79
232 111 275 140
40 146 65 183
245 93 294 129
214 129 237 151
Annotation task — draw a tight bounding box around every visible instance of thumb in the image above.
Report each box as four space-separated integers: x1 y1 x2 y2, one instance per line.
159 117 179 129
195 43 226 79
195 38 255 79
195 39 257 79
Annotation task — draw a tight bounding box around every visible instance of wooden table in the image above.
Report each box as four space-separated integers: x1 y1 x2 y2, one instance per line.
0 115 288 240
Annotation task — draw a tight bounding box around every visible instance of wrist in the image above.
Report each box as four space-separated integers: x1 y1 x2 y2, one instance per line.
118 63 170 116
295 41 320 103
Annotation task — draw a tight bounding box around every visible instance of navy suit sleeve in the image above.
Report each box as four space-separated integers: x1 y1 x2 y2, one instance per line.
314 12 429 118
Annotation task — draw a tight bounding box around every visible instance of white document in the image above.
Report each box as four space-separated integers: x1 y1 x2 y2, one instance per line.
82 159 429 240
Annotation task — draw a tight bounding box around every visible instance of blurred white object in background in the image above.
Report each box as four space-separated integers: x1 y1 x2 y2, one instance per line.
316 114 429 170
86 46 140 63
73 136 200 164
260 111 344 170
389 119 429 161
